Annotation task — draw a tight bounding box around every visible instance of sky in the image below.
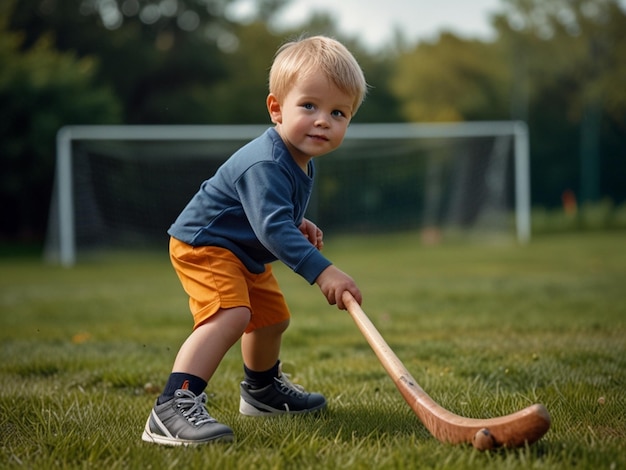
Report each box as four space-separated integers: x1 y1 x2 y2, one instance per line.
229 0 626 51
230 0 504 50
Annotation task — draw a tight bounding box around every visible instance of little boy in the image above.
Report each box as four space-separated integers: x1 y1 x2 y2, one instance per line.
141 35 367 446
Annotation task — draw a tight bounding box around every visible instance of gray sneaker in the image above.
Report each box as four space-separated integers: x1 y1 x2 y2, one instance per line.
142 389 234 446
239 372 327 416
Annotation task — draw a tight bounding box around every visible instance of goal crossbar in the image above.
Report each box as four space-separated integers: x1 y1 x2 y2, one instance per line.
53 121 530 266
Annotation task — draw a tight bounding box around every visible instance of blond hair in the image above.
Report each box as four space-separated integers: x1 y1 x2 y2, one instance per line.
269 36 367 114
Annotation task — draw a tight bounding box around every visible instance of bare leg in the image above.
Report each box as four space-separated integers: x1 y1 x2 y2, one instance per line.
171 307 251 381
241 319 289 371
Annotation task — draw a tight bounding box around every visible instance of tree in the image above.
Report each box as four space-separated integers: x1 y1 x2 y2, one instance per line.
203 20 283 124
8 0 236 124
0 0 121 240
2 0 285 241
493 0 626 206
389 33 509 122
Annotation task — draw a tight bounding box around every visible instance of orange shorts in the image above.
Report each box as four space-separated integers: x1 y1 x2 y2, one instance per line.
169 237 290 333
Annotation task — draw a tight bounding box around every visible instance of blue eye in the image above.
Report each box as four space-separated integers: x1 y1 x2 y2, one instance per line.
302 103 314 110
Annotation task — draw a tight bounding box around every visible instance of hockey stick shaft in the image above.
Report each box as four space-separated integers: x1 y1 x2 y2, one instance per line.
342 291 550 448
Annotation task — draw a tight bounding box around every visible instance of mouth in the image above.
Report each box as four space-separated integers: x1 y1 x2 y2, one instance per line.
307 134 329 142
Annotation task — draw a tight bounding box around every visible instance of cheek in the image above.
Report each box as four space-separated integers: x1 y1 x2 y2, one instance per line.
333 122 349 138
288 115 311 132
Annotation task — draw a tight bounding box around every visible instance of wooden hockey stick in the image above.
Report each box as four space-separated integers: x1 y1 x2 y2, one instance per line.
342 291 551 449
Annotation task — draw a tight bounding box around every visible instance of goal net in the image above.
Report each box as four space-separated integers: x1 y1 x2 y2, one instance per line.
45 122 530 266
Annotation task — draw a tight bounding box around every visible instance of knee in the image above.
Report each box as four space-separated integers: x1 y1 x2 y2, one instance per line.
255 320 289 336
232 307 253 333
214 307 252 338
272 318 290 335
246 318 290 336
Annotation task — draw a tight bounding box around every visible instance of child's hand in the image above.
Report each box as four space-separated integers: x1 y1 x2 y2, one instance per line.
315 265 362 310
299 218 324 250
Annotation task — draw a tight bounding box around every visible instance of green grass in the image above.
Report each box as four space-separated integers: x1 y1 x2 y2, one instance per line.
1 231 625 469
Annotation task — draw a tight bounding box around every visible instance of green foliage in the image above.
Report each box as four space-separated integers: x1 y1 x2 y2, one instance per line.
389 0 626 208
532 199 626 233
3 0 626 241
492 0 626 207
8 0 235 124
495 0 626 124
348 44 405 124
1 232 625 468
0 2 121 239
391 34 509 121
206 21 283 124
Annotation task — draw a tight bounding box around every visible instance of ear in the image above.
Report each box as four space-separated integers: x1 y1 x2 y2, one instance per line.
267 93 283 124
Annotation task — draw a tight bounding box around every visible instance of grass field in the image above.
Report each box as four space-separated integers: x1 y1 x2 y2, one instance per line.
1 231 625 469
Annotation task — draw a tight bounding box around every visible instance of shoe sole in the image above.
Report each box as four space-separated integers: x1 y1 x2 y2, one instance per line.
239 396 327 417
141 417 234 446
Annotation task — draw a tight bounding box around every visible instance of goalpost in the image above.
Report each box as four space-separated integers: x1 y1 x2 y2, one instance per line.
46 122 530 266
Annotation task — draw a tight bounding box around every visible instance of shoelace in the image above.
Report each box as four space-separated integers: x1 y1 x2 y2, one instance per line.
275 373 306 398
174 390 217 426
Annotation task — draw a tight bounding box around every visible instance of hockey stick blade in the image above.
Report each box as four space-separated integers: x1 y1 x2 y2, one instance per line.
342 291 551 448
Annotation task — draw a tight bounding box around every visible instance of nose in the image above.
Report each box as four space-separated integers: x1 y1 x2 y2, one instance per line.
314 113 330 128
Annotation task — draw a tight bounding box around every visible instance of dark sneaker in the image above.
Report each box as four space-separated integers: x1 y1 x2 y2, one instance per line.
141 389 234 446
239 371 327 416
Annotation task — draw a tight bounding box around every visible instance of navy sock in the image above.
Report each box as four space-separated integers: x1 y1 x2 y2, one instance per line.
157 372 207 405
243 360 280 389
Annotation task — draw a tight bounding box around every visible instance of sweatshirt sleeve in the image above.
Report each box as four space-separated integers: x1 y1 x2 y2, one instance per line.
235 161 331 284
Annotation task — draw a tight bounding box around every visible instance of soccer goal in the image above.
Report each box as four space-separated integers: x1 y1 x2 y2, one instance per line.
45 122 530 266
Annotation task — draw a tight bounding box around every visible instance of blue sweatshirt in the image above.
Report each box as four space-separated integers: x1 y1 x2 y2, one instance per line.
168 128 332 284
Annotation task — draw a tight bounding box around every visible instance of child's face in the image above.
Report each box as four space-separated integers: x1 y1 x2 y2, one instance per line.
267 71 354 170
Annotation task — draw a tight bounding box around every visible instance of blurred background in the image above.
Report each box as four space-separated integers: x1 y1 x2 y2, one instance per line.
2 0 625 249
